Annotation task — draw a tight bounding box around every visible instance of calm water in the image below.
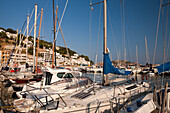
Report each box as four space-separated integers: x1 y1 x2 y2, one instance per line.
83 73 170 88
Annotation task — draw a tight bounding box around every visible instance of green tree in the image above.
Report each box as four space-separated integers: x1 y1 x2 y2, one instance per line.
68 48 77 56
28 36 34 42
56 46 77 56
90 60 94 65
6 28 17 34
28 47 33 55
5 38 9 43
38 40 53 49
21 49 26 54
12 42 16 45
9 36 13 40
39 40 44 49
38 53 43 57
0 32 8 39
0 27 6 31
78 55 90 61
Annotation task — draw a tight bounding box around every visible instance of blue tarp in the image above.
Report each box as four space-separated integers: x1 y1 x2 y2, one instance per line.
156 62 170 74
103 53 131 75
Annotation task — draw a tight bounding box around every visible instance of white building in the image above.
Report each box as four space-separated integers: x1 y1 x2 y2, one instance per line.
76 57 90 66
6 32 17 38
71 53 79 59
23 39 33 47
0 29 5 33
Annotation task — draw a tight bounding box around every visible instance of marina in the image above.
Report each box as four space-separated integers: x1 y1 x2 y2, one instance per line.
0 0 170 113
0 73 170 113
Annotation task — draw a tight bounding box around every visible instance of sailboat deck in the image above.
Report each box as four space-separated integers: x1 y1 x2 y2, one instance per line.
40 82 149 113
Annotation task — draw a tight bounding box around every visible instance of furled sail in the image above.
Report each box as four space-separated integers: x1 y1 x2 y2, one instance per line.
156 62 170 74
103 53 131 75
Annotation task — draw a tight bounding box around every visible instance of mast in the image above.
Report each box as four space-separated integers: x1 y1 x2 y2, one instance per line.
95 54 98 65
90 0 108 85
52 0 56 68
36 8 43 73
136 45 138 67
103 0 108 84
56 7 70 58
145 36 149 64
124 48 126 65
26 14 29 64
103 0 107 54
33 4 37 71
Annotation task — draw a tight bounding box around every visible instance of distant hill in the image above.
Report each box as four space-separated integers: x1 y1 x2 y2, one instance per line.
112 60 138 66
0 27 94 64
96 60 139 66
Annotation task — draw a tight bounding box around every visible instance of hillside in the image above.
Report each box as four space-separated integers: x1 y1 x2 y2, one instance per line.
0 27 94 64
96 60 139 67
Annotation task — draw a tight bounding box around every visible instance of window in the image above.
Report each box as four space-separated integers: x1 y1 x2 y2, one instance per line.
63 73 73 78
57 72 65 78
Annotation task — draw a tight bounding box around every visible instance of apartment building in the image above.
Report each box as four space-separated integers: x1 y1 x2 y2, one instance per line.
0 50 10 67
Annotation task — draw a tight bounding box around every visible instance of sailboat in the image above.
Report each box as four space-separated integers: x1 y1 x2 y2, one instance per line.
0 4 44 85
119 1 170 112
157 61 170 76
10 0 151 112
25 0 150 112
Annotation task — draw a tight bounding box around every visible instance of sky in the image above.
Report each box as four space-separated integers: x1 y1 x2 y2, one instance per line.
0 0 170 64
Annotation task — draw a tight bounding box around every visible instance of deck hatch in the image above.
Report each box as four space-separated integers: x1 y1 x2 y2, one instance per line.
71 92 92 100
126 84 138 90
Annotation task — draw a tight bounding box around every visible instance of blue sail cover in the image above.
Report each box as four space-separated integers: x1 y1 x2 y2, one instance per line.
103 53 131 75
156 62 170 74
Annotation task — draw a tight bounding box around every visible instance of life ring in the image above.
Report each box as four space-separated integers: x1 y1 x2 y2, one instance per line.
13 63 19 67
142 75 148 80
146 75 148 80
142 76 144 80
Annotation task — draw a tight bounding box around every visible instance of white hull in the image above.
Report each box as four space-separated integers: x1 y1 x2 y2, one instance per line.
39 82 149 113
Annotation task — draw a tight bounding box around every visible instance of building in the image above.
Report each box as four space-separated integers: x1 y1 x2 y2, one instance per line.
6 32 17 38
23 39 33 47
76 57 90 66
0 46 91 67
0 29 5 33
71 54 79 59
0 50 11 67
11 53 27 64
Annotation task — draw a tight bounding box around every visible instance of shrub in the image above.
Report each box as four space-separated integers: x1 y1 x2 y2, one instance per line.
0 32 8 39
6 28 17 34
28 47 33 55
9 36 13 40
5 39 9 43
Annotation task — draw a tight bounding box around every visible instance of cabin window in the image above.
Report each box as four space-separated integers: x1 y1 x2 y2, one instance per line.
57 72 65 78
127 80 132 84
126 85 138 90
63 73 73 78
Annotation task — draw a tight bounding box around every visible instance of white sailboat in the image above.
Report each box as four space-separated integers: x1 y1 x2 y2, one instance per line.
119 1 170 112
11 0 151 112
38 0 149 112
132 45 142 74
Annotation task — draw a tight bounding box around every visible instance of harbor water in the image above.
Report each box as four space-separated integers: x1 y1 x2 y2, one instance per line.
83 73 170 89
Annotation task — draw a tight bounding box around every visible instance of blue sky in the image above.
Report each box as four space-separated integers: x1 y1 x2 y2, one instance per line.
0 0 170 64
